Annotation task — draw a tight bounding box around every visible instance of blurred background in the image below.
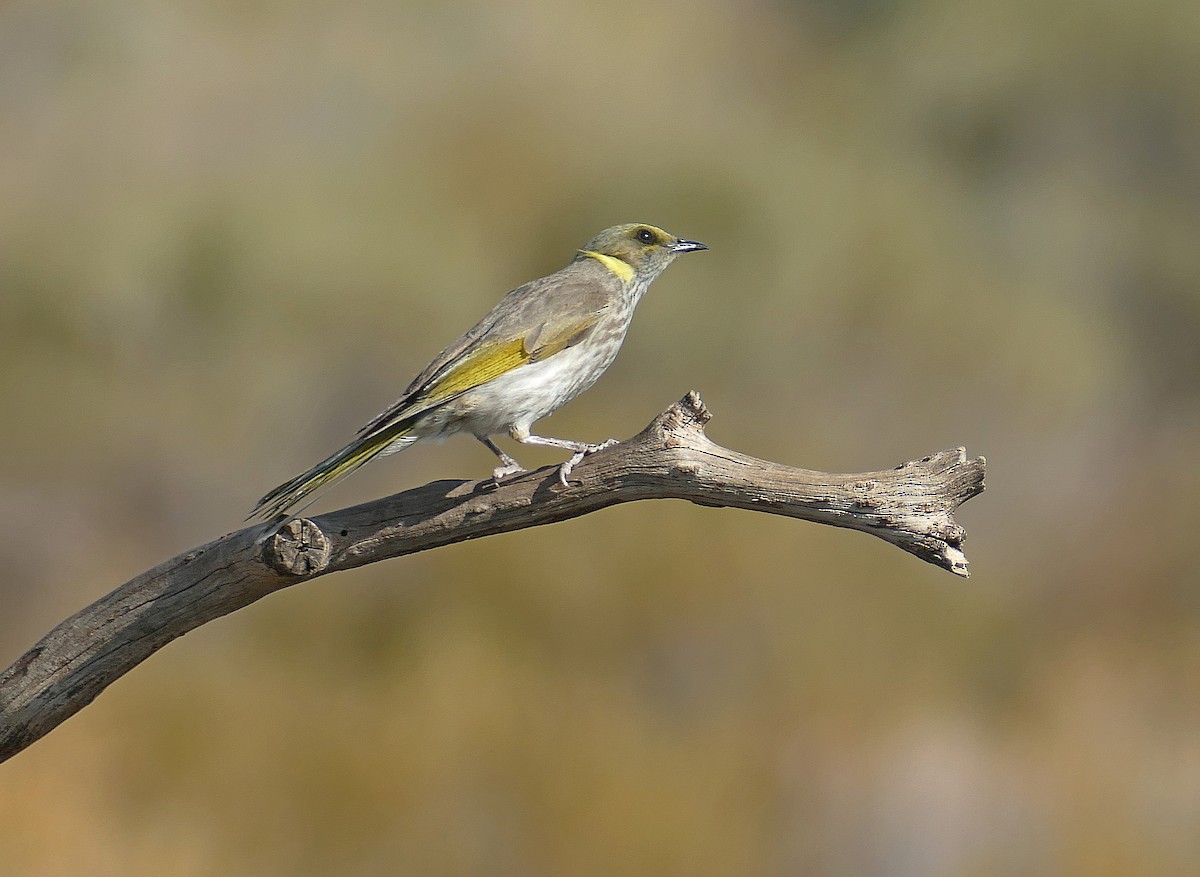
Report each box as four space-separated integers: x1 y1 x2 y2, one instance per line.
2 0 1198 873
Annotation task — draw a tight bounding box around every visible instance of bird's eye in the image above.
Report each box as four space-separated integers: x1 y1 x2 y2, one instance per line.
636 228 656 244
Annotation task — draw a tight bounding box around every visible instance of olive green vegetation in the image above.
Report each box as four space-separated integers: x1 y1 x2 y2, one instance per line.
2 0 1199 874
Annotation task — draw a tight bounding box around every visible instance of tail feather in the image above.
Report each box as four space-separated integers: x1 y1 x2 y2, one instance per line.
250 420 419 521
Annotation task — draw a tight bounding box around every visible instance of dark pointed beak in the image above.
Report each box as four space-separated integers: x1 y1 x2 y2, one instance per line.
671 238 708 254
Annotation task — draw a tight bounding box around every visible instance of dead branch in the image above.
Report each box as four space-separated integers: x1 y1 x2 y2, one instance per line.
0 391 984 762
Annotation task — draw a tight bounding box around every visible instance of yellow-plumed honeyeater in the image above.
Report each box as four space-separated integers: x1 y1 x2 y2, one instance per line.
250 223 707 520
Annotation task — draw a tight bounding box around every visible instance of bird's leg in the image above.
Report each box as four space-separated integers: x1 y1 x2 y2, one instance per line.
509 427 620 487
478 435 526 482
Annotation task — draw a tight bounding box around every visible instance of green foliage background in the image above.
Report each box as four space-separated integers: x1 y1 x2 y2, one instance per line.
3 0 1199 873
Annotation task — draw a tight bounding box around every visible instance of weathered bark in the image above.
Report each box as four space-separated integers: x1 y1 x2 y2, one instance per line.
0 392 985 762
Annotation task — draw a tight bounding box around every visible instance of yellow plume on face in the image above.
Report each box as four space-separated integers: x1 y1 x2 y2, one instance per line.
581 250 636 283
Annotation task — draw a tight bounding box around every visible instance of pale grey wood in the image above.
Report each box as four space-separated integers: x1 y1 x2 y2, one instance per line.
0 391 984 762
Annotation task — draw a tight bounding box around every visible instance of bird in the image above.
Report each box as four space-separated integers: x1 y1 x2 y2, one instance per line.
249 223 707 521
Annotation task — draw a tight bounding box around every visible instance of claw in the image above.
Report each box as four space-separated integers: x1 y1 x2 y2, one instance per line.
556 439 620 487
492 461 526 482
557 452 583 487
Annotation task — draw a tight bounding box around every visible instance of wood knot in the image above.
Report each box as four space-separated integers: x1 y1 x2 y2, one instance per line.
266 518 332 576
679 390 713 426
660 391 712 438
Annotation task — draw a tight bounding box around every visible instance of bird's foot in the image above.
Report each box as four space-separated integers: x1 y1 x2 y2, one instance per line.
557 439 620 487
491 460 527 482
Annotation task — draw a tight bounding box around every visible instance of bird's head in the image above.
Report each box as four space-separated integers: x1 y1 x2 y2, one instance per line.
578 223 707 285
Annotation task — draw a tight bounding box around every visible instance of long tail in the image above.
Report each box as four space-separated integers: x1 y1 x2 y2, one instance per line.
249 419 420 521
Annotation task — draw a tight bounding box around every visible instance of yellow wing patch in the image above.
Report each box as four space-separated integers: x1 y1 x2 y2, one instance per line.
581 250 635 283
423 337 530 401
421 316 599 403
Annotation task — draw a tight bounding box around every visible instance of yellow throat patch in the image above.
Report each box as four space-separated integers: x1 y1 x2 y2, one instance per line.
582 250 635 284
